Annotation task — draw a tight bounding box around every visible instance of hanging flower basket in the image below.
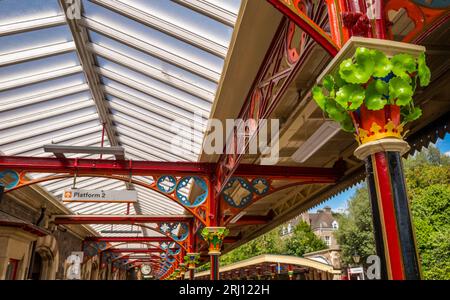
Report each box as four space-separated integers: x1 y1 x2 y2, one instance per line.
201 227 229 255
312 37 431 145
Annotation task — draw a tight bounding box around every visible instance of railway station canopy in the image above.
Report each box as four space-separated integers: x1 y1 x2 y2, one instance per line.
0 0 449 281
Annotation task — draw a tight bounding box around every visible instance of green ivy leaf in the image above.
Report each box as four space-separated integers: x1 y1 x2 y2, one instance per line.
391 53 416 80
403 106 422 123
339 48 374 84
417 52 431 87
371 50 392 77
312 86 326 111
340 115 355 133
324 98 348 122
334 70 345 88
365 79 388 110
323 75 334 92
336 84 365 110
389 77 413 106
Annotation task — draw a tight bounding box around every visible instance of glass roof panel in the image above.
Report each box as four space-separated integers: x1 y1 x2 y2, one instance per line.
0 52 80 83
0 0 62 26
0 73 87 101
0 25 73 55
82 0 224 72
89 31 217 95
122 0 233 47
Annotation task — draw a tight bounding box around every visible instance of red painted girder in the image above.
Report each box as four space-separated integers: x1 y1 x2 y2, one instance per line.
107 248 166 253
0 156 341 180
53 214 192 224
86 236 173 243
86 236 239 243
0 156 215 176
266 0 339 56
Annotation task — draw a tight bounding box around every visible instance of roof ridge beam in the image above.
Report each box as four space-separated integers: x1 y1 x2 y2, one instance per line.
60 1 118 147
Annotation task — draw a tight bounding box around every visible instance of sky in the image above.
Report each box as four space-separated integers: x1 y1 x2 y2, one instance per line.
310 133 450 213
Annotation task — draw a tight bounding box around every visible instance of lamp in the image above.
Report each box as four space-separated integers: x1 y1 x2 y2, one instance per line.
352 253 361 264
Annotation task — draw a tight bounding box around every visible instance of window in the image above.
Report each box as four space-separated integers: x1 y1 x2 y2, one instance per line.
324 236 331 246
5 259 19 280
332 221 339 229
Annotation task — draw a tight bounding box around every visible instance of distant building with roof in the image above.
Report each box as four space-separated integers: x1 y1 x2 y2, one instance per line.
280 206 340 248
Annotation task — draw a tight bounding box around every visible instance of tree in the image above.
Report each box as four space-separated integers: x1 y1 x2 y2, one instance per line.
284 221 327 256
333 187 376 267
220 228 285 266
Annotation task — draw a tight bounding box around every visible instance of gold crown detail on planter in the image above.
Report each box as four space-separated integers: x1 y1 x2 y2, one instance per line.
356 120 405 145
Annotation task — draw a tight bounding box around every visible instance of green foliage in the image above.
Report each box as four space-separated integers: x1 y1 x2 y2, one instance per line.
333 187 376 267
284 221 327 256
388 77 413 106
336 84 365 110
391 53 416 80
312 47 431 132
339 48 374 84
411 184 450 279
218 221 326 267
417 53 431 86
365 79 388 110
220 228 285 267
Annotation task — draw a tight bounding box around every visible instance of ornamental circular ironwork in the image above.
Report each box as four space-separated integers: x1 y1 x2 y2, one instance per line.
168 242 181 255
175 176 208 207
222 177 253 208
172 222 189 241
97 241 107 250
160 242 169 250
412 0 449 8
156 175 177 193
0 170 19 190
251 178 270 195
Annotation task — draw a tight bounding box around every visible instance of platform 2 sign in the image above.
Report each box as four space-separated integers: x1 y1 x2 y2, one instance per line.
62 189 138 203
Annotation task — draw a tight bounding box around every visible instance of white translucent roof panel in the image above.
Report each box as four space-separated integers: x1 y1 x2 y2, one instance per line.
98 58 212 113
0 0 241 236
89 31 218 98
0 0 62 26
0 25 73 55
83 0 224 71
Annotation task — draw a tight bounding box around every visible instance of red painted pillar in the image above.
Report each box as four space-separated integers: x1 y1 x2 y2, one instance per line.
362 151 422 279
207 176 223 281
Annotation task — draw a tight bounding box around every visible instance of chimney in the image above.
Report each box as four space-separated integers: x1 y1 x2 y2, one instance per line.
324 206 332 214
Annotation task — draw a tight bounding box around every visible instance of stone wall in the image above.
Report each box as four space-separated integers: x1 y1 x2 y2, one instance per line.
52 229 82 279
0 194 83 279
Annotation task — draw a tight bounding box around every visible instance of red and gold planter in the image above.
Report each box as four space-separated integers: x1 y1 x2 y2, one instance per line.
201 227 229 280
201 227 229 256
184 253 200 270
